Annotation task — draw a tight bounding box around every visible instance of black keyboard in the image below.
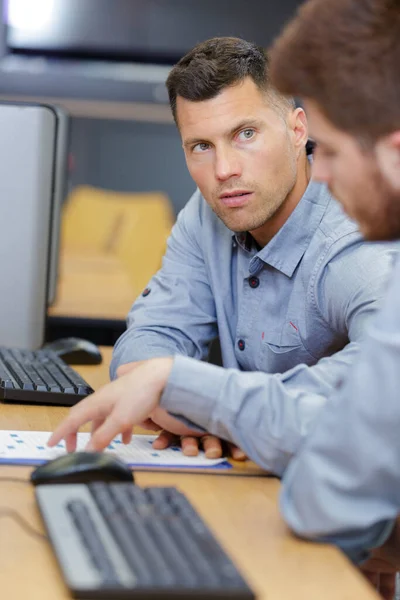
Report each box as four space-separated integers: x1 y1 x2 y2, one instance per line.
0 347 93 405
36 482 255 599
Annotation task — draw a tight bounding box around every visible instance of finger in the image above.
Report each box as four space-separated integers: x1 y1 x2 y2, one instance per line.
65 432 78 453
379 573 396 600
201 435 222 459
122 429 133 445
153 430 179 450
181 436 200 456
49 399 101 447
91 418 105 436
227 442 247 461
86 412 124 451
48 380 121 447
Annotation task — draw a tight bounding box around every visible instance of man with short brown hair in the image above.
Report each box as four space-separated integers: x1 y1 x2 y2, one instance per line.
49 36 394 476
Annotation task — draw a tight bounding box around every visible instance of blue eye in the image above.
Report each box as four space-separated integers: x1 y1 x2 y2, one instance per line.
193 142 210 153
238 129 255 141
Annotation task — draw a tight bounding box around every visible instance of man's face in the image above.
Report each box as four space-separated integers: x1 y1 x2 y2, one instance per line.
305 99 400 241
176 77 304 234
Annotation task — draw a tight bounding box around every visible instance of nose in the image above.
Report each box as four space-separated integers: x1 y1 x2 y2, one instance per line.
312 151 331 184
214 146 242 181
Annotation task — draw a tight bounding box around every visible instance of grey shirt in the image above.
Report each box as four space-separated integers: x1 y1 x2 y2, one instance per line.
111 181 394 475
280 254 400 564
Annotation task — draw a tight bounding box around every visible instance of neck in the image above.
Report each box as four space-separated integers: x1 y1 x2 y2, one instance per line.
251 153 311 247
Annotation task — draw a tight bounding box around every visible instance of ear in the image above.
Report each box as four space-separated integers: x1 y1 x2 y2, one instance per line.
288 107 308 155
376 131 400 192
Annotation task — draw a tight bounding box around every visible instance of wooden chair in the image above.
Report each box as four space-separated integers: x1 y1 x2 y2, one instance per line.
61 185 175 292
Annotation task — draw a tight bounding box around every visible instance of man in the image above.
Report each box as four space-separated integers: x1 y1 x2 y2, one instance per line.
48 36 394 477
267 0 400 597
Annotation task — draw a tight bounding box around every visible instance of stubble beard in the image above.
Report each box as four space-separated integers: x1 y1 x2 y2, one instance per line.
210 181 295 233
360 163 400 241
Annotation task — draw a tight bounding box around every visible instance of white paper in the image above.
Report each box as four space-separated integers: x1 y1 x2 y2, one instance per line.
0 430 230 469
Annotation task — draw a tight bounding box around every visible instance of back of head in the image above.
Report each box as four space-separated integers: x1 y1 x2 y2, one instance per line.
269 0 400 144
166 36 295 125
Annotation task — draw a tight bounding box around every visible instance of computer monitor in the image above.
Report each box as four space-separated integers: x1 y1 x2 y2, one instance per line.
5 0 303 64
0 101 68 349
47 106 69 306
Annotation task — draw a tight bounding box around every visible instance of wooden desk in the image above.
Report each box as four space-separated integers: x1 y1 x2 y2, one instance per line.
48 250 135 321
0 349 379 600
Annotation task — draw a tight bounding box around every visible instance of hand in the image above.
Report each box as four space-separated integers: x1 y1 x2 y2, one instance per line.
116 360 201 444
116 360 206 446
117 361 247 459
152 430 247 460
48 357 176 452
360 516 400 600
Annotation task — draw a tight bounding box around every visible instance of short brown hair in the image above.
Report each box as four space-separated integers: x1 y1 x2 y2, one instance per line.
269 0 400 143
166 36 295 125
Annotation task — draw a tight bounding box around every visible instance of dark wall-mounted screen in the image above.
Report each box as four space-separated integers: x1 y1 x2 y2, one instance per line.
5 0 303 63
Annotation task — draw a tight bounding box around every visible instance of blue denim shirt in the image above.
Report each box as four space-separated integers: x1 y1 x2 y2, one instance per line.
111 180 395 475
280 254 400 564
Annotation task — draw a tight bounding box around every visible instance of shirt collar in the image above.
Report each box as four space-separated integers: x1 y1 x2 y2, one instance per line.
234 180 331 277
234 231 254 252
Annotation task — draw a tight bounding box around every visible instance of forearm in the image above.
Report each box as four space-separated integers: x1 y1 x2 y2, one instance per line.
110 328 194 379
159 337 363 474
160 357 333 475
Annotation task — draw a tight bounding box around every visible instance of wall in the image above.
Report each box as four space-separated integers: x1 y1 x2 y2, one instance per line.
69 117 195 216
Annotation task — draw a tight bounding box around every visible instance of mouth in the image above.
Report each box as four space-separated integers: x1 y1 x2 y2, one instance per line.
219 190 253 208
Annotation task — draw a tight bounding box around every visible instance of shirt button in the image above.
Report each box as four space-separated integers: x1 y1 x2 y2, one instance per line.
142 287 151 297
249 276 260 289
237 339 245 351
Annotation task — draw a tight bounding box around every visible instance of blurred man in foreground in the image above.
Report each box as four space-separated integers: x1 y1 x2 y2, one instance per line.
269 0 400 597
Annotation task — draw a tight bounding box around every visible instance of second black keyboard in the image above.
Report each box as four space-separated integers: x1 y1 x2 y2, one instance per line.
36 482 255 599
0 347 93 405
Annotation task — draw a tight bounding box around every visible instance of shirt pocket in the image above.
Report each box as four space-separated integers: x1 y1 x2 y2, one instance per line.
259 327 316 374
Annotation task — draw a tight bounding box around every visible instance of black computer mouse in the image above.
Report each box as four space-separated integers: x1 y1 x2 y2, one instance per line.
43 337 103 365
30 452 134 486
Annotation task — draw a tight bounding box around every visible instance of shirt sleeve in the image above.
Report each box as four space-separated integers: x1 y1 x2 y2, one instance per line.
110 190 217 379
160 243 395 476
280 256 400 564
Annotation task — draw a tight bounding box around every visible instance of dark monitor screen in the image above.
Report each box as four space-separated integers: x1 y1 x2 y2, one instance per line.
5 0 302 64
